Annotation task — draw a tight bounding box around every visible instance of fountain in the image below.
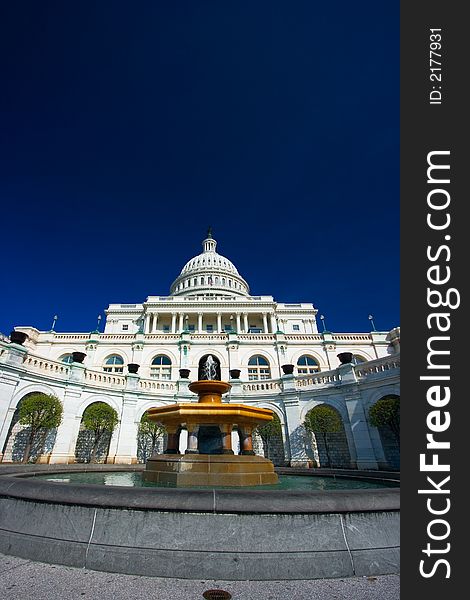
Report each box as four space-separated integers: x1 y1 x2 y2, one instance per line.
144 355 278 486
0 358 399 579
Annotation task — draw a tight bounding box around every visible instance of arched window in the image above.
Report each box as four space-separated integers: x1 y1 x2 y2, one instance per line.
352 354 367 365
59 354 74 364
297 355 320 374
150 355 172 379
103 354 124 373
248 355 271 380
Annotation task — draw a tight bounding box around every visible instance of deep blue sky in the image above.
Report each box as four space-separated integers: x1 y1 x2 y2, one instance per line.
0 1 399 335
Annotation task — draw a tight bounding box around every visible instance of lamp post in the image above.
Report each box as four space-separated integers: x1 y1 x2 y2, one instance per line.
50 315 58 332
95 315 102 333
320 314 327 332
368 314 377 332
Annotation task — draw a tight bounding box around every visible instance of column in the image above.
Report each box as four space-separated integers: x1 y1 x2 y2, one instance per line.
220 424 234 454
243 313 248 333
112 397 139 464
342 379 379 469
178 313 184 332
185 424 199 454
198 313 203 333
236 313 241 333
0 372 22 459
165 425 181 454
153 313 158 333
262 313 268 333
239 425 255 455
50 415 83 464
217 313 222 332
270 313 277 333
171 313 177 334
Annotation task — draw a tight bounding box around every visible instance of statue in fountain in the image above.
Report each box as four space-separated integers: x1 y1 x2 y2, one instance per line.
202 355 218 380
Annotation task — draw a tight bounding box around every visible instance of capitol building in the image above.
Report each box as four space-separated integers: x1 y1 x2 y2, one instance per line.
0 232 400 469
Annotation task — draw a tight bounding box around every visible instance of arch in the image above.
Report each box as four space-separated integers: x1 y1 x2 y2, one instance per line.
135 400 173 423
352 354 368 365
252 402 287 466
58 353 74 364
247 354 271 381
1 391 61 463
296 354 321 374
103 354 125 374
141 347 179 369
94 347 131 366
136 406 168 463
76 394 121 419
10 383 59 411
303 403 352 468
150 354 172 380
192 348 227 369
74 400 119 464
291 349 326 370
368 394 400 470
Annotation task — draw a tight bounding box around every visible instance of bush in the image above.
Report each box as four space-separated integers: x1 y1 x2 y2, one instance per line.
18 393 63 463
303 405 342 468
81 402 119 463
369 396 400 445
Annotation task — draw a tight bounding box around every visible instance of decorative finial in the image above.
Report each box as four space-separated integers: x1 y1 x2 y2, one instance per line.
207 226 212 239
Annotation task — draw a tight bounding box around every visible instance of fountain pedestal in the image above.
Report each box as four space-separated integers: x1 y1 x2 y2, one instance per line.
144 380 279 486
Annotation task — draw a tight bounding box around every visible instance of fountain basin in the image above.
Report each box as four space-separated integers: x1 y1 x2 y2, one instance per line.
0 465 399 580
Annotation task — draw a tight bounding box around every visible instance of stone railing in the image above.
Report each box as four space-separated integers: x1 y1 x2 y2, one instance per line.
145 334 180 342
295 371 341 387
237 334 276 342
85 370 126 387
242 380 282 393
189 334 229 343
355 355 400 378
332 334 375 342
22 355 71 378
139 379 176 392
99 334 136 342
52 334 91 341
284 334 323 342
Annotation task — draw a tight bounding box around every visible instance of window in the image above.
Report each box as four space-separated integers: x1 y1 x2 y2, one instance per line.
352 354 366 365
248 327 262 333
224 324 232 332
150 355 172 379
297 355 320 374
206 324 214 332
248 355 271 380
292 324 300 331
188 324 195 332
103 355 124 373
60 354 74 364
122 324 129 331
163 325 170 333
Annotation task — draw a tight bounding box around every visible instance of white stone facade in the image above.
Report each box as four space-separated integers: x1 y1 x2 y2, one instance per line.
0 234 400 468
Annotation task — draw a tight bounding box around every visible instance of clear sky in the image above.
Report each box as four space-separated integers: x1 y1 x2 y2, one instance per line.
0 1 399 335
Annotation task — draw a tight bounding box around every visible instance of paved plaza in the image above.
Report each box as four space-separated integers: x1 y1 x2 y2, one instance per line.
0 552 399 600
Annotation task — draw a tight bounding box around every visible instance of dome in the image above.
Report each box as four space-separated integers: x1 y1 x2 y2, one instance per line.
170 232 250 297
